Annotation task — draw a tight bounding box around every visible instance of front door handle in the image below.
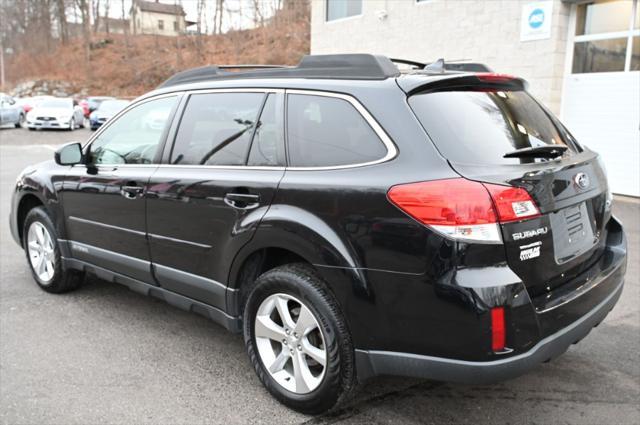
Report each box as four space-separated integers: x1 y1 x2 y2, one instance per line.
224 193 260 210
121 185 144 199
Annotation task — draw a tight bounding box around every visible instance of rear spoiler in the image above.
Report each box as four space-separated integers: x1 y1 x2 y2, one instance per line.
398 73 529 96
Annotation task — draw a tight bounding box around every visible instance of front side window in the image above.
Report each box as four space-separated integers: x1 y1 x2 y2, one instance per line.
89 96 176 165
170 92 264 166
286 94 387 167
326 0 362 21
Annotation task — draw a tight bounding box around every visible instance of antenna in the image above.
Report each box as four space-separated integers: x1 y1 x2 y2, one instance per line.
424 58 445 74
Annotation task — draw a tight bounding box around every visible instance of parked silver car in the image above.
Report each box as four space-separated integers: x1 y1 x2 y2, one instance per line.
0 93 25 128
26 98 85 131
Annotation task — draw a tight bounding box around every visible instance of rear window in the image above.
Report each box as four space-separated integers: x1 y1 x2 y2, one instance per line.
409 90 574 165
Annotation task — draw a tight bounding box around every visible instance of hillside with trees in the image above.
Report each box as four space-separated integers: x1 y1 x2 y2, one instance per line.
0 0 310 97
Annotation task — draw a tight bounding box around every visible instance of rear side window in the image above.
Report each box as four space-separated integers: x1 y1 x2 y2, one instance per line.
287 94 387 167
171 92 263 166
409 90 573 165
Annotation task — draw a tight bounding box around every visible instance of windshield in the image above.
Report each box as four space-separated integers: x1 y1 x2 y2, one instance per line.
99 100 128 113
40 99 72 109
409 90 576 165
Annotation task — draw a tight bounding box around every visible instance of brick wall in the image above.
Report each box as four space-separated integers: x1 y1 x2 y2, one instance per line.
311 0 571 114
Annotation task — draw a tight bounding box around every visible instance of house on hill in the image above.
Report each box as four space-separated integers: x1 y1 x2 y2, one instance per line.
130 0 195 36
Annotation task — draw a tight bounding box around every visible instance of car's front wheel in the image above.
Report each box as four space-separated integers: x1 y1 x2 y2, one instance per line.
243 263 356 414
15 113 25 128
68 117 75 131
23 207 84 293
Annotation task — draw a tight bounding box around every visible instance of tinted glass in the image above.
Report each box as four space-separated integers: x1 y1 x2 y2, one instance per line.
326 0 362 21
576 0 632 35
89 96 176 165
171 92 264 166
287 94 387 167
572 38 627 73
248 94 284 166
409 90 570 165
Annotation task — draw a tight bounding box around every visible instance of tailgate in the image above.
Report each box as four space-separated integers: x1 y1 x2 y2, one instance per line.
407 78 613 296
451 153 612 297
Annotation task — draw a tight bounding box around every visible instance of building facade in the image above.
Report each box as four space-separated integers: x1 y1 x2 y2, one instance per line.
311 0 639 196
130 0 194 36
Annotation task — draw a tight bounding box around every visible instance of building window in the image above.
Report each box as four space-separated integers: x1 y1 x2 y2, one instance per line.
572 0 640 73
158 20 164 30
174 21 178 31
326 0 362 22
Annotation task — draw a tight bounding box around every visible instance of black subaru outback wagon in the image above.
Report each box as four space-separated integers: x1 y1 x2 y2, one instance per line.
10 54 627 414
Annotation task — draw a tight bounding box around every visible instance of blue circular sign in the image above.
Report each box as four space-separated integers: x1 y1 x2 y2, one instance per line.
528 8 545 29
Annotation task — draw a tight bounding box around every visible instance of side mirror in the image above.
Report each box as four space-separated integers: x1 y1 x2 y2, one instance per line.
55 142 83 166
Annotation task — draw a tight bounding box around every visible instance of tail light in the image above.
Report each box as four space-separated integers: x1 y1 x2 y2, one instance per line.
491 307 506 352
387 178 540 243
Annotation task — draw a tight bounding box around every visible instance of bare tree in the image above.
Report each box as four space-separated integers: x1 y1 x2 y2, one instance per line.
175 0 183 67
121 0 129 48
75 0 91 64
54 0 69 44
104 0 110 33
213 0 224 35
92 0 101 33
251 0 264 27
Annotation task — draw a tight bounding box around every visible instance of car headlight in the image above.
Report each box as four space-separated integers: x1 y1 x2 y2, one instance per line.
26 112 35 121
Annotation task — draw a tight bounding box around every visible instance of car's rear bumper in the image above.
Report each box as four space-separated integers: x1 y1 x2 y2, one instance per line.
355 277 623 383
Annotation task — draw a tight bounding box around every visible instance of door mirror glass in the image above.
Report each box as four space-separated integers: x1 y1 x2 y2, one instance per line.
55 142 83 165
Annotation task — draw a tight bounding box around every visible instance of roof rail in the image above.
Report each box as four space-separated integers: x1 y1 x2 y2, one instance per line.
157 54 400 88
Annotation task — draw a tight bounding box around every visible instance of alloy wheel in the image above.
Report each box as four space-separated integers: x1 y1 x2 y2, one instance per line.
27 222 55 282
254 293 327 394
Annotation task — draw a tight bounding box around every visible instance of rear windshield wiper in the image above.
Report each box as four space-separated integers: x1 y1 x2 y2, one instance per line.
503 145 568 159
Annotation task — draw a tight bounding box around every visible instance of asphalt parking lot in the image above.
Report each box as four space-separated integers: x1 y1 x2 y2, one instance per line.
1 126 639 425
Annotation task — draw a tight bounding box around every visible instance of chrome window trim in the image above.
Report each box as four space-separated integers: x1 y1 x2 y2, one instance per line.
283 89 398 171
80 87 397 172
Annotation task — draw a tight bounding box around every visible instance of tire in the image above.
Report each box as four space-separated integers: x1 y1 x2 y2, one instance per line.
28 127 36 131
79 117 85 128
68 117 75 131
15 114 25 128
243 263 356 414
22 207 84 293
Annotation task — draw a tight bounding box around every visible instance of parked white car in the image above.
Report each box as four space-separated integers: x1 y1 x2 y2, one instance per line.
26 98 85 131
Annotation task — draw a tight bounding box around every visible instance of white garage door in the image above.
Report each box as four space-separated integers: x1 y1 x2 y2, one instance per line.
561 0 640 197
561 72 639 197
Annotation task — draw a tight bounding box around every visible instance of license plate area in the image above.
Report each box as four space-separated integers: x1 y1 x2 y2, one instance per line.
550 202 596 264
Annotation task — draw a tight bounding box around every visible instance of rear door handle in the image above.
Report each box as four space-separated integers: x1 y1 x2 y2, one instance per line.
224 193 260 210
121 184 144 199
